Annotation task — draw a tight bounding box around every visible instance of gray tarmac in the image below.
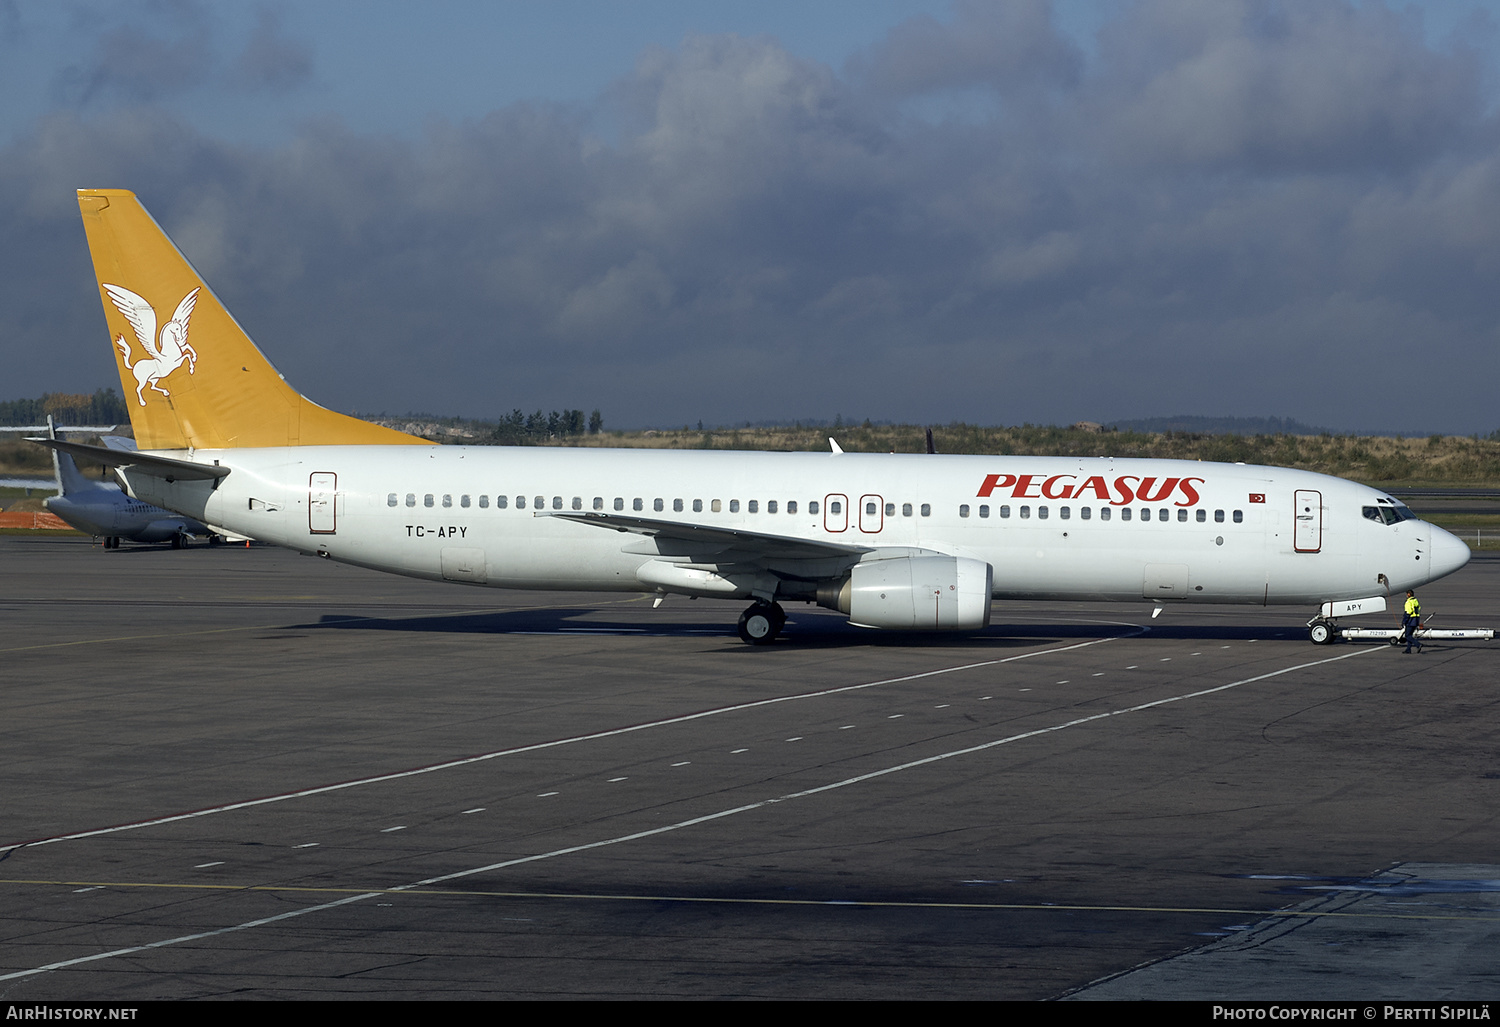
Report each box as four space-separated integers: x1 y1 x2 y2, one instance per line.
1 535 1498 1000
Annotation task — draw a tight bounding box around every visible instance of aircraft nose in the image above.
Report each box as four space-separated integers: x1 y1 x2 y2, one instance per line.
1427 523 1471 582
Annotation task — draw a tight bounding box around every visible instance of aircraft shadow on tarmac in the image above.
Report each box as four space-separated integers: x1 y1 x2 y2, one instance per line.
292 608 1341 647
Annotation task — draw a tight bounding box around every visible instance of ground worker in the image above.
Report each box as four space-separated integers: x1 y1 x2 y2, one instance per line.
1402 589 1423 653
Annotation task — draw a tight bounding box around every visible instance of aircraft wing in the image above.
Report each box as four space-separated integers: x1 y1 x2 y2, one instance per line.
28 438 230 481
539 510 875 561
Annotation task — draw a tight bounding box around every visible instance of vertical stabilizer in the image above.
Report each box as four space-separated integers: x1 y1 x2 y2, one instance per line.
77 189 432 450
46 416 98 496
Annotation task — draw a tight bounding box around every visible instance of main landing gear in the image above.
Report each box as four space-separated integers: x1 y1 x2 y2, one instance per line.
737 600 786 645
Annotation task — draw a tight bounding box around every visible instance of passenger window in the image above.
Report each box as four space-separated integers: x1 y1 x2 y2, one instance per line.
693 499 702 513
1233 510 1243 523
460 495 470 508
552 496 563 510
809 501 818 514
768 500 778 514
673 499 683 512
829 501 839 514
1020 506 1031 519
979 505 989 518
1100 507 1111 521
959 504 970 518
1038 506 1049 519
516 495 526 509
593 497 603 510
748 500 759 513
1159 509 1168 522
730 499 740 513
787 501 797 514
920 503 931 517
1177 509 1187 522
424 494 434 508
496 495 507 509
712 499 721 513
387 493 397 507
903 503 913 517
479 495 489 509
572 497 582 510
999 505 1009 518
1080 506 1091 520
654 499 664 512
535 496 544 510
442 495 452 508
614 498 624 511
633 498 643 512
1121 508 1131 521
1215 509 1225 523
1059 506 1069 520
406 493 416 508
867 502 877 516
1196 509 1205 522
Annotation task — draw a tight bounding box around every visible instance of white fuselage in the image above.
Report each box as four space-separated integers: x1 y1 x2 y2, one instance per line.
120 446 1470 608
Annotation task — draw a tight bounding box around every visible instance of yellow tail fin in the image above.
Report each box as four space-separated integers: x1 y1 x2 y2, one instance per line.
78 189 432 450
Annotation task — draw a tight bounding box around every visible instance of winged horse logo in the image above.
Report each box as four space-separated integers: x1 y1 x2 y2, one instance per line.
103 284 201 406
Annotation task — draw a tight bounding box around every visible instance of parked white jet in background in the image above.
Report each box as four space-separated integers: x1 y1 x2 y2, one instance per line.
36 189 1472 643
41 418 210 548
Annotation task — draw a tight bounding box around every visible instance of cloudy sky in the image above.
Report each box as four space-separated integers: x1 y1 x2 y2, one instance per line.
4 1 1499 433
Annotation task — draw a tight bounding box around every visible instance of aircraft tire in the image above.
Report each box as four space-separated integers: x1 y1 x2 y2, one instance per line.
738 602 783 645
171 533 183 549
1308 620 1333 645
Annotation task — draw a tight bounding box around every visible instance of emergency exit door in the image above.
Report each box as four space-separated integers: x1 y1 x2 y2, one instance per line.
309 472 337 534
1294 489 1321 553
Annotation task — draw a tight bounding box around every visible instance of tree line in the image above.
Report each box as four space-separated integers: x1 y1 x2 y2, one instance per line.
0 389 129 427
490 408 603 444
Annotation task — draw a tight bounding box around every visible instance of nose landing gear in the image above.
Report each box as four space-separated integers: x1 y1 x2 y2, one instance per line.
737 601 786 645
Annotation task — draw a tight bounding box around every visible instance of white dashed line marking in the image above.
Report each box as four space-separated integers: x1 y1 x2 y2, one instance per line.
537 792 559 797
671 762 690 767
294 843 318 849
461 808 485 814
381 826 406 833
608 777 627 783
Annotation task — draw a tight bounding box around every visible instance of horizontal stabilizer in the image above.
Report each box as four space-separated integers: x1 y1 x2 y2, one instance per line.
28 438 230 482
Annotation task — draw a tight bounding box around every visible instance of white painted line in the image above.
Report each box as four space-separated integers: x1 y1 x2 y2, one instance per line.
671 762 690 767
839 725 855 730
608 777 627 783
461 808 485 814
537 792 559 797
194 862 223 868
1 633 1137 854
888 714 904 719
935 704 950 709
294 843 318 848
731 749 748 754
3 645 1376 985
381 826 407 833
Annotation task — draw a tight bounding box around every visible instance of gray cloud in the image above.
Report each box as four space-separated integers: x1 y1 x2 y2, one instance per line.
233 6 313 93
5 1 1500 434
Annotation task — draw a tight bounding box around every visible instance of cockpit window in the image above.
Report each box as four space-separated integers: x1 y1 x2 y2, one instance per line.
1363 504 1418 526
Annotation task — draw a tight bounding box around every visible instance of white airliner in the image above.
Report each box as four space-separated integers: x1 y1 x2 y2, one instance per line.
37 190 1471 644
41 419 209 548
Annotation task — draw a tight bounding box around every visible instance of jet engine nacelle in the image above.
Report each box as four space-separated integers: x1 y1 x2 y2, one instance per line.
822 555 993 631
